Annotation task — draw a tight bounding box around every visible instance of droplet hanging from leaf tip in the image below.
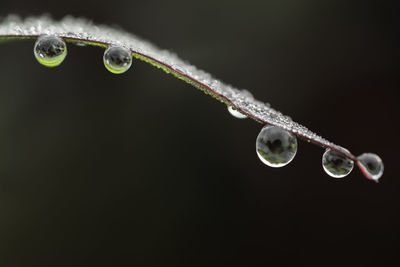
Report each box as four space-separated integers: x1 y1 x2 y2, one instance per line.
357 153 384 181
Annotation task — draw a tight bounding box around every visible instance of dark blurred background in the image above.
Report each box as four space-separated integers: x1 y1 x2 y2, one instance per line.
0 0 398 266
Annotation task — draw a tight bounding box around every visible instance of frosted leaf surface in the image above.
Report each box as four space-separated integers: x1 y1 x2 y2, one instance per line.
1 15 382 180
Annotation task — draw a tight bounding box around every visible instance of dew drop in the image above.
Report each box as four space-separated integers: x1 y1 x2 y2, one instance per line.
228 105 247 119
74 42 87 47
322 149 354 178
172 64 186 75
34 35 67 67
103 46 132 74
357 153 384 181
256 125 297 167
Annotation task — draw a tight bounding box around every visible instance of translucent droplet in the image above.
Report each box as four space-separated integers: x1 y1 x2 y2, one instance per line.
357 153 384 181
256 125 297 167
103 46 132 74
34 35 67 67
228 105 247 119
172 64 186 75
74 42 87 47
322 149 354 178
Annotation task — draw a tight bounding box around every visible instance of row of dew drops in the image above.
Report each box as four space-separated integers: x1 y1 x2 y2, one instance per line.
229 97 384 181
34 35 384 182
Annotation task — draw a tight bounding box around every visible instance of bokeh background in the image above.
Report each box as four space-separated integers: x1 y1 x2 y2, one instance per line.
0 0 398 266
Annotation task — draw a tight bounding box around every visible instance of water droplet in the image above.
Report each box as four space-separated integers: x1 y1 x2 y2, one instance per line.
34 35 67 67
256 125 297 167
322 149 354 178
103 46 132 74
172 64 186 75
74 41 87 47
228 105 247 119
357 153 384 181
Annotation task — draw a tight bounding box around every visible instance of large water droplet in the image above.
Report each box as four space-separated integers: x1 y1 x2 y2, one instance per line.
34 35 67 67
357 153 384 181
322 149 354 178
228 105 247 119
256 125 297 167
103 46 132 74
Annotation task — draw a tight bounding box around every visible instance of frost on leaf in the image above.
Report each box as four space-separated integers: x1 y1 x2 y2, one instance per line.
0 15 382 181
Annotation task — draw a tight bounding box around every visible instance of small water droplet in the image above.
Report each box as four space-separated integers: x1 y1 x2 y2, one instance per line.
103 46 132 74
172 64 186 75
256 125 297 167
74 41 87 47
34 35 67 67
228 105 247 119
357 153 384 181
322 149 354 178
